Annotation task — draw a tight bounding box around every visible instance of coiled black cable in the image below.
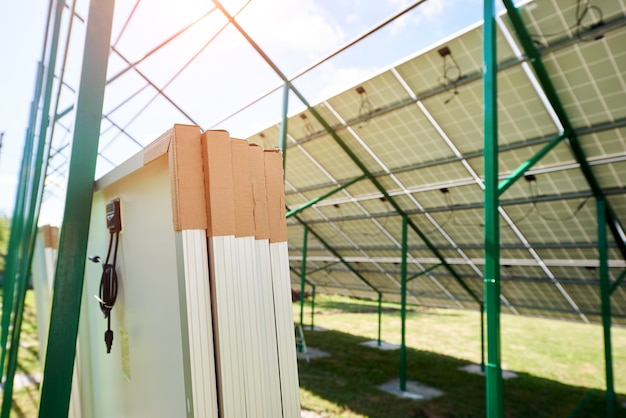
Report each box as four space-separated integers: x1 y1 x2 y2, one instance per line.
90 230 119 354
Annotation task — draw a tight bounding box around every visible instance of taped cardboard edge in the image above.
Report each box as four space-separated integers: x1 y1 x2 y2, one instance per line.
41 225 59 249
201 130 236 237
263 150 288 243
143 128 174 165
231 138 255 238
142 124 207 231
248 145 270 240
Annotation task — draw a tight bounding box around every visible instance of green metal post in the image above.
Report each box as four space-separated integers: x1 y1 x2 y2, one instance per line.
481 303 485 372
484 0 503 416
310 284 316 330
610 269 626 295
286 175 365 218
377 292 383 347
598 198 616 417
0 128 31 380
1 2 67 405
399 215 408 392
497 132 568 196
0 251 32 418
0 61 45 378
279 81 289 173
300 225 308 330
38 0 116 416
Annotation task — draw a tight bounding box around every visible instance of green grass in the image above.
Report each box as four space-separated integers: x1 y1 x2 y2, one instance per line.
296 294 626 417
4 291 626 417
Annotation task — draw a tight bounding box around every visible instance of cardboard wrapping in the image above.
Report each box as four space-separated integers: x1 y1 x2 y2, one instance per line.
41 225 59 249
143 124 207 231
201 130 236 237
263 150 288 243
140 125 287 241
248 144 270 240
231 138 255 238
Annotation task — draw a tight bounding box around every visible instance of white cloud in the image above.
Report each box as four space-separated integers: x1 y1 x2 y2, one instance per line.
237 0 346 58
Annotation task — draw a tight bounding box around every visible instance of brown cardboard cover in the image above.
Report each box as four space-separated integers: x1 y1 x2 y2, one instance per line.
41 225 59 249
248 145 270 240
143 124 207 231
231 138 255 238
201 130 236 236
143 128 173 165
263 150 288 243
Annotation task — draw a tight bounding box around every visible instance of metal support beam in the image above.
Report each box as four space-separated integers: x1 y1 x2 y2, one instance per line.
480 303 485 372
292 213 380 294
377 292 383 347
279 81 289 172
307 260 342 275
598 198 616 417
610 269 626 295
399 216 408 392
484 1 503 417
55 104 74 121
406 263 442 283
300 225 308 330
498 132 568 196
286 175 365 218
310 284 316 330
39 0 116 415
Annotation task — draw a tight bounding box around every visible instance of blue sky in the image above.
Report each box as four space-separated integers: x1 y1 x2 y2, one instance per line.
0 0 488 225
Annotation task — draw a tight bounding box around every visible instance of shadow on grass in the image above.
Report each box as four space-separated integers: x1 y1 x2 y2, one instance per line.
298 328 625 418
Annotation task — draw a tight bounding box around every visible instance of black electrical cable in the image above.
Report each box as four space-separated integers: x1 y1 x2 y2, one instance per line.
90 230 119 354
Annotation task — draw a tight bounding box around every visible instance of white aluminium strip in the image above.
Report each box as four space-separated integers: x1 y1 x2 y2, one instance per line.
270 241 301 418
208 235 247 418
181 230 218 418
255 238 283 417
236 235 266 416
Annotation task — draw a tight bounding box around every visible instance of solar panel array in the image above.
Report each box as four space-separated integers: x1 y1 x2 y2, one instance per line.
244 0 626 325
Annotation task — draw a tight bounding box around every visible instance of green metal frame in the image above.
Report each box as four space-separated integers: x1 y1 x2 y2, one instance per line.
300 225 308 330
610 269 626 295
0 63 44 381
377 292 383 346
483 1 503 417
2 3 65 412
286 175 366 218
38 0 117 415
503 2 625 415
598 198 616 417
310 283 316 330
406 263 442 283
279 81 290 172
498 132 568 196
292 213 380 294
399 216 408 391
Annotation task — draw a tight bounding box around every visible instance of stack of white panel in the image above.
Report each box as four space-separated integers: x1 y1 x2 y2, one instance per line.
79 124 299 418
201 130 300 418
